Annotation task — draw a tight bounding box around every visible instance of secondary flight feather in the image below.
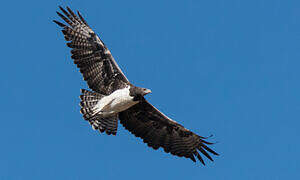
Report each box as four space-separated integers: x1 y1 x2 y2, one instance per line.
54 6 219 165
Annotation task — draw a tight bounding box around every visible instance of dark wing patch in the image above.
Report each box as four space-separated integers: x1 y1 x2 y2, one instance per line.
119 99 219 165
54 6 129 95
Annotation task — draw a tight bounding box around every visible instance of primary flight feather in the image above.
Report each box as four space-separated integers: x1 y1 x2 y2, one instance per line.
54 6 219 164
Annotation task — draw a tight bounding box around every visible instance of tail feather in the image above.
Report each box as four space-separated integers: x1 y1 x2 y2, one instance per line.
79 89 119 135
79 89 104 119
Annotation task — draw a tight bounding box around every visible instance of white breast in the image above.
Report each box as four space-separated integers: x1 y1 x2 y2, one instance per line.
93 86 138 116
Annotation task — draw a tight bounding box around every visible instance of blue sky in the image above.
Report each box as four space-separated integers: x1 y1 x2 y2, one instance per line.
0 0 299 179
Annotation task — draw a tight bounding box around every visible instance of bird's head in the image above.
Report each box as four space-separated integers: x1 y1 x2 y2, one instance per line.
130 86 152 101
141 88 152 96
136 87 151 96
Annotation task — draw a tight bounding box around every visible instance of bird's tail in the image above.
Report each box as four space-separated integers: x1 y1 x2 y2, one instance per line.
79 89 118 135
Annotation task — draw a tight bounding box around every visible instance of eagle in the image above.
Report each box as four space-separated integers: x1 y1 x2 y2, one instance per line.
54 6 219 165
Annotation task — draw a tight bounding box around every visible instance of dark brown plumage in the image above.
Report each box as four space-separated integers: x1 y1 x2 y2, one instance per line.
54 6 129 95
119 98 218 164
54 6 219 165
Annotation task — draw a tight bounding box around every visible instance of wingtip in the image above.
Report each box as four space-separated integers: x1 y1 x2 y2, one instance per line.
190 155 196 163
194 151 205 165
77 10 82 17
77 10 89 26
58 5 65 12
202 150 213 162
202 144 219 156
53 20 65 27
66 6 73 13
200 134 214 139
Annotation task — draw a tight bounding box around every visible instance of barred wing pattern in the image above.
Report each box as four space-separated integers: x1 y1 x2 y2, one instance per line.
54 7 219 164
54 7 129 95
119 99 219 164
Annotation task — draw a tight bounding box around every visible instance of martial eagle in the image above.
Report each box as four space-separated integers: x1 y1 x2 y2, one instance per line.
54 6 219 164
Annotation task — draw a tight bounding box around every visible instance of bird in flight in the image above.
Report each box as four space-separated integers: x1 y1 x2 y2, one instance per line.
54 6 219 165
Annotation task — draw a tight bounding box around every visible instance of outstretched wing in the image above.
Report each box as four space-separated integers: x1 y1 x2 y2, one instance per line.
54 7 129 95
119 98 219 164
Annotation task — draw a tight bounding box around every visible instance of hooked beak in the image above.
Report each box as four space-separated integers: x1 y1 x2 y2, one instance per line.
144 89 152 95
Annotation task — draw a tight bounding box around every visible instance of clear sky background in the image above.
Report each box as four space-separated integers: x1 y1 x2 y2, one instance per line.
0 0 299 179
